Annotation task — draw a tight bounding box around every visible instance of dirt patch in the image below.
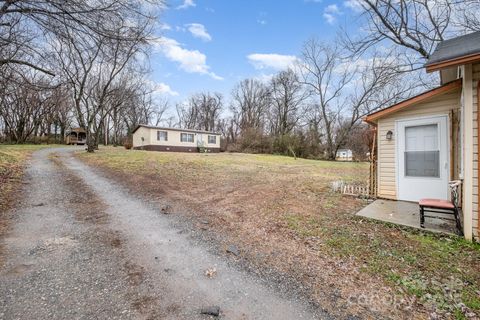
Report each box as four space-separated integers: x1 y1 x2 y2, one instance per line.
110 235 122 248
51 155 109 225
131 295 157 313
5 263 35 276
124 261 145 286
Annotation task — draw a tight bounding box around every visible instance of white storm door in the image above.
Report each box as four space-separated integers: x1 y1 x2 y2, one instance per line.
397 116 449 202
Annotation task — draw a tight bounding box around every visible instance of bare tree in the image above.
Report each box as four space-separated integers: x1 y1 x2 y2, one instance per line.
50 85 73 142
0 0 162 77
119 79 169 135
86 29 148 151
230 78 271 133
0 0 162 148
302 103 324 156
299 40 354 159
459 1 480 32
177 92 223 131
300 39 410 159
0 72 56 143
343 0 480 71
50 4 154 151
269 69 308 137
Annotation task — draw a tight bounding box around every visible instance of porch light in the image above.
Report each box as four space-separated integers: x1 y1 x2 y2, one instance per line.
386 130 393 141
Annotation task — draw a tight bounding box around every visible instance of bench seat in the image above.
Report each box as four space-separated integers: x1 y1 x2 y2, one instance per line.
419 198 454 209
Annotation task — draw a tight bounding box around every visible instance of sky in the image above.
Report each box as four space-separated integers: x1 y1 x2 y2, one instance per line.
149 0 363 113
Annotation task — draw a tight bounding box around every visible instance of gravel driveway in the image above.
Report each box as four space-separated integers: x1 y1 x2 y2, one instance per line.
0 147 329 320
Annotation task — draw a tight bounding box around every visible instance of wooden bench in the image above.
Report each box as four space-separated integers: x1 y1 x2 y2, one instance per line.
419 180 463 235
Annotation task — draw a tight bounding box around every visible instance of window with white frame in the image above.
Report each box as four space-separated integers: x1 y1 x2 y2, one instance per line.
208 135 216 144
180 133 194 143
157 131 168 141
404 124 440 178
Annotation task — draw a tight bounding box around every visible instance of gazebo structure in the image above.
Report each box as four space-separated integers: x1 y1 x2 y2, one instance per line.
65 128 87 145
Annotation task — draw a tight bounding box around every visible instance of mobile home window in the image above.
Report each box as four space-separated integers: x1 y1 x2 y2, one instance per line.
157 131 168 141
180 133 194 143
208 135 216 144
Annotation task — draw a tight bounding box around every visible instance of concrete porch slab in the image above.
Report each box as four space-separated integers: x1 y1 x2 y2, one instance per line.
356 199 458 235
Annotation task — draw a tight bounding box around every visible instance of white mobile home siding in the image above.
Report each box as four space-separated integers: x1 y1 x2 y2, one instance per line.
132 126 151 147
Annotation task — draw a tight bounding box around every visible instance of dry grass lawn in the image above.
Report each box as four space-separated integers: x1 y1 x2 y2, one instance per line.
79 147 480 320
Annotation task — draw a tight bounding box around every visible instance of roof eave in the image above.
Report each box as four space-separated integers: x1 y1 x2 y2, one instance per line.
426 53 480 73
131 124 142 134
132 124 221 135
364 79 462 123
362 115 377 126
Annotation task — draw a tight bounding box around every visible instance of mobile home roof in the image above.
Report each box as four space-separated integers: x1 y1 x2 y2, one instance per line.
132 124 221 135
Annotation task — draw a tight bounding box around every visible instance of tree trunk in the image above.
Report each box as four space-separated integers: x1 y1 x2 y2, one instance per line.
86 129 95 153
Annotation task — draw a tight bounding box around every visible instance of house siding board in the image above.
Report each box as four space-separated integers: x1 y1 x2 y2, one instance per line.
472 62 480 239
376 90 461 199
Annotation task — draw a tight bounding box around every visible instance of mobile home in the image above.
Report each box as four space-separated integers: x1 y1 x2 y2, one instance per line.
132 125 221 153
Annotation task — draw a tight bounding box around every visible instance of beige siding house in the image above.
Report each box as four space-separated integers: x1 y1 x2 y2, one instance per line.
132 125 221 153
365 31 480 240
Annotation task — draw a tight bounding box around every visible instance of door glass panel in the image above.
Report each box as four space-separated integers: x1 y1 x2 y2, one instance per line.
404 124 440 177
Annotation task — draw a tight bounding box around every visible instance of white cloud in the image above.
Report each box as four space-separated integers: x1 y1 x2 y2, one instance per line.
185 23 212 42
343 0 363 12
247 53 298 71
155 82 179 96
159 23 171 31
323 13 335 24
257 19 267 25
177 0 195 10
325 4 341 14
153 37 223 80
323 4 341 24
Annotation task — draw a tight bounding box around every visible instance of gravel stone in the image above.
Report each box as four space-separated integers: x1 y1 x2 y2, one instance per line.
200 305 220 316
226 244 240 256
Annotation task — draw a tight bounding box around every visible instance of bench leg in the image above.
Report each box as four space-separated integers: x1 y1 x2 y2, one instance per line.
420 206 425 228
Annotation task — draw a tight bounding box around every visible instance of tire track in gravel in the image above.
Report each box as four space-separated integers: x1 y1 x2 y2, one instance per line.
0 148 178 319
1 147 332 320
50 153 177 319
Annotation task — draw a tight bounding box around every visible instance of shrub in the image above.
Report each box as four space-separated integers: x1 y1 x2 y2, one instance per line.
123 139 132 150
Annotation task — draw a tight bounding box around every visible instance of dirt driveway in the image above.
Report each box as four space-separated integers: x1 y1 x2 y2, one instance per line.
0 147 329 320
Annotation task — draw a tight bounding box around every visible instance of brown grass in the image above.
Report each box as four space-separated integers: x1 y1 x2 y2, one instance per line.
78 147 480 319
